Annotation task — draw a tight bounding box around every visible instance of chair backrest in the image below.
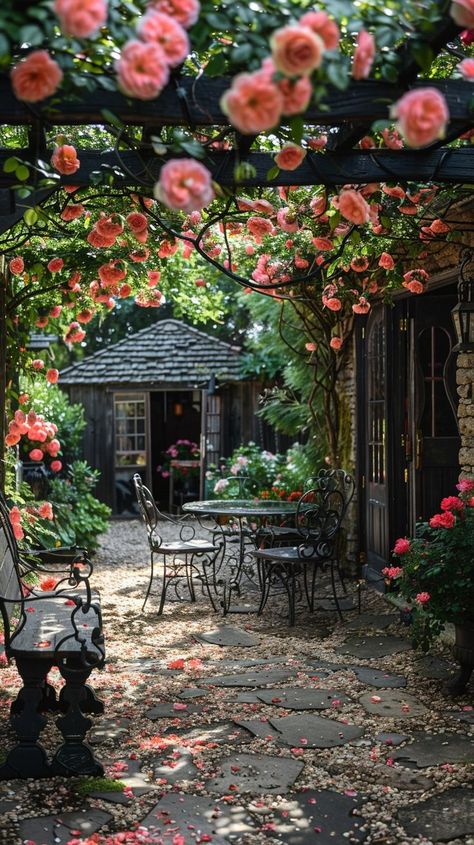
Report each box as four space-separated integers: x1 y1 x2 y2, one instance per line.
313 469 355 518
0 497 26 649
133 474 161 540
221 475 252 498
295 479 346 561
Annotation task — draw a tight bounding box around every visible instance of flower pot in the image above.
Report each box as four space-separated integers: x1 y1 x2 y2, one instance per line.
448 621 474 695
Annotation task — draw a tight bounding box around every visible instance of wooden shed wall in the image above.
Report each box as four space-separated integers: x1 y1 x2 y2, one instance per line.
64 385 114 507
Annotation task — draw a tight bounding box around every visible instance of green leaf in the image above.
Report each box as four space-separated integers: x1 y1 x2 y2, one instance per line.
23 208 38 226
3 156 18 174
18 24 44 45
205 53 226 76
412 43 434 73
266 165 280 181
180 140 206 159
16 164 30 182
16 187 32 199
230 43 253 65
289 116 304 146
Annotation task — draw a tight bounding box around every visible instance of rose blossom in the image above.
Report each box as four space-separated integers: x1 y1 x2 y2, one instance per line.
451 0 474 28
352 30 375 79
391 88 449 148
352 298 371 315
440 495 464 511
313 237 333 250
11 50 63 103
29 448 44 461
51 460 62 472
154 158 214 213
429 511 456 528
274 143 306 171
51 144 81 175
459 58 474 79
382 566 403 579
338 189 370 225
115 40 170 100
220 69 283 134
247 216 274 241
47 258 64 273
330 337 342 350
46 369 59 384
299 11 340 50
271 25 324 77
393 537 411 555
148 0 200 29
9 257 24 275
457 478 474 492
378 252 395 270
54 0 108 38
127 212 148 232
276 208 299 233
415 592 431 605
38 502 54 520
137 11 190 66
382 127 404 149
60 203 84 221
32 359 44 370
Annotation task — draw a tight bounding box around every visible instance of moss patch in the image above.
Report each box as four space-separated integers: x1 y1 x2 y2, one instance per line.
75 777 126 796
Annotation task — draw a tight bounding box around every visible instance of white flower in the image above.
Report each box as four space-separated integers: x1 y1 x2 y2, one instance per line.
214 478 229 494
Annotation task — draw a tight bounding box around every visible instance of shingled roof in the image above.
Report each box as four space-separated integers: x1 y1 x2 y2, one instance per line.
60 319 242 386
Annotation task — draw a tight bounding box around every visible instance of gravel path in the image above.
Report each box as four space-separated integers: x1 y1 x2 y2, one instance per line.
0 519 472 845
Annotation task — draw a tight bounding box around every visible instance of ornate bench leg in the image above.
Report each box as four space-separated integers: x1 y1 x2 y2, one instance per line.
0 657 53 779
51 658 104 777
58 682 104 715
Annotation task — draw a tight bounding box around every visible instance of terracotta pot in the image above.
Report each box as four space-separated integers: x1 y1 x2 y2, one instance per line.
448 621 474 695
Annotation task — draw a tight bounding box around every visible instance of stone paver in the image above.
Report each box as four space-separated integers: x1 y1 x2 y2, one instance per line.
140 793 255 843
268 713 364 748
393 732 474 767
336 635 412 659
359 690 428 719
256 687 351 710
194 625 259 646
200 668 294 687
19 810 112 845
205 752 304 794
397 787 474 840
345 612 398 631
146 702 203 719
352 666 407 688
252 789 368 844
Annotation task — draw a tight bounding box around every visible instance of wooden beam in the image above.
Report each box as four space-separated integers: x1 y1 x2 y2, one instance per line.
0 77 472 128
0 187 57 235
1 148 473 189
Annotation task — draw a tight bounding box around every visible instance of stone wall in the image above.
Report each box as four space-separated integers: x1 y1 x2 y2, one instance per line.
457 351 474 477
335 331 359 574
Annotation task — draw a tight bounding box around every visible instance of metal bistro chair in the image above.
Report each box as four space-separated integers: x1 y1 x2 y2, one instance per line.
133 474 220 615
251 481 345 626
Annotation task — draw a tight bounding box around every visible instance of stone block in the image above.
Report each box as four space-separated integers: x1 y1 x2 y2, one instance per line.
459 447 474 466
456 369 473 385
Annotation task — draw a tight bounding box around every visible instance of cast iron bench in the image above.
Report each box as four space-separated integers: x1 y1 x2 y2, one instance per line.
0 503 105 779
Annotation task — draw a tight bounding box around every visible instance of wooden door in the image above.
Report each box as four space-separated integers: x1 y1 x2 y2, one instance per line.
364 306 390 574
409 292 460 522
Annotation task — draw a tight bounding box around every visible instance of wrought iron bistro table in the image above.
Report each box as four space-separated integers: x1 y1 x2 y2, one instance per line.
182 498 299 613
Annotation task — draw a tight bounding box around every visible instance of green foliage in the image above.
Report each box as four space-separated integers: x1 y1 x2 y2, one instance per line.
390 485 474 650
207 442 313 499
47 461 111 551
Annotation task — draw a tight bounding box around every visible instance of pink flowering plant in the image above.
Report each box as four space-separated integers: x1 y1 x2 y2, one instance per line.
385 479 474 649
157 439 200 480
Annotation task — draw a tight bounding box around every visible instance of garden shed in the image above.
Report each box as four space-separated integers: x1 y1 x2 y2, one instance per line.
60 319 261 515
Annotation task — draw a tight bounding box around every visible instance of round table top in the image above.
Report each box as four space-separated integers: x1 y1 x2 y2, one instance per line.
182 498 299 519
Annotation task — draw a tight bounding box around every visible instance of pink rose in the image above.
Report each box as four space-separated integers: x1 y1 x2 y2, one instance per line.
13 523 25 541
276 208 299 233
338 189 370 225
99 261 127 286
220 70 283 134
393 537 411 555
137 11 190 67
382 128 404 149
64 322 86 343
459 57 474 79
46 369 59 384
154 158 214 213
308 134 327 150
148 0 200 29
51 144 81 175
47 257 65 273
271 25 324 77
440 495 464 511
429 511 456 529
247 216 274 241
451 0 474 28
330 337 342 350
11 50 63 103
32 359 44 370
391 88 449 148
60 203 84 221
352 30 375 80
51 460 62 472
415 592 430 605
299 11 340 50
382 566 403 579
38 502 54 520
323 296 342 311
29 448 44 461
312 237 333 250
115 40 170 100
352 298 371 315
9 257 24 275
378 252 395 270
127 212 148 233
274 143 306 171
457 478 474 492
278 75 312 115
54 0 107 37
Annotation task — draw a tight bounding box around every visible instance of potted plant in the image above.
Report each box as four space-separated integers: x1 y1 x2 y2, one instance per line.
385 479 474 694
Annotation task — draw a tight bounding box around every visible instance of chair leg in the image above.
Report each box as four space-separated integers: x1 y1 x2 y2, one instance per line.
142 550 155 612
330 561 344 622
186 555 196 602
158 556 168 616
257 564 272 616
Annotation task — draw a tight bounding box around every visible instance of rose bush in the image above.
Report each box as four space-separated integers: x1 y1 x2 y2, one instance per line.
385 480 474 648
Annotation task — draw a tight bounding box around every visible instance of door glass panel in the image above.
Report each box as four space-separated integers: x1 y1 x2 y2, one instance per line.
114 393 147 515
418 327 457 438
367 316 386 485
